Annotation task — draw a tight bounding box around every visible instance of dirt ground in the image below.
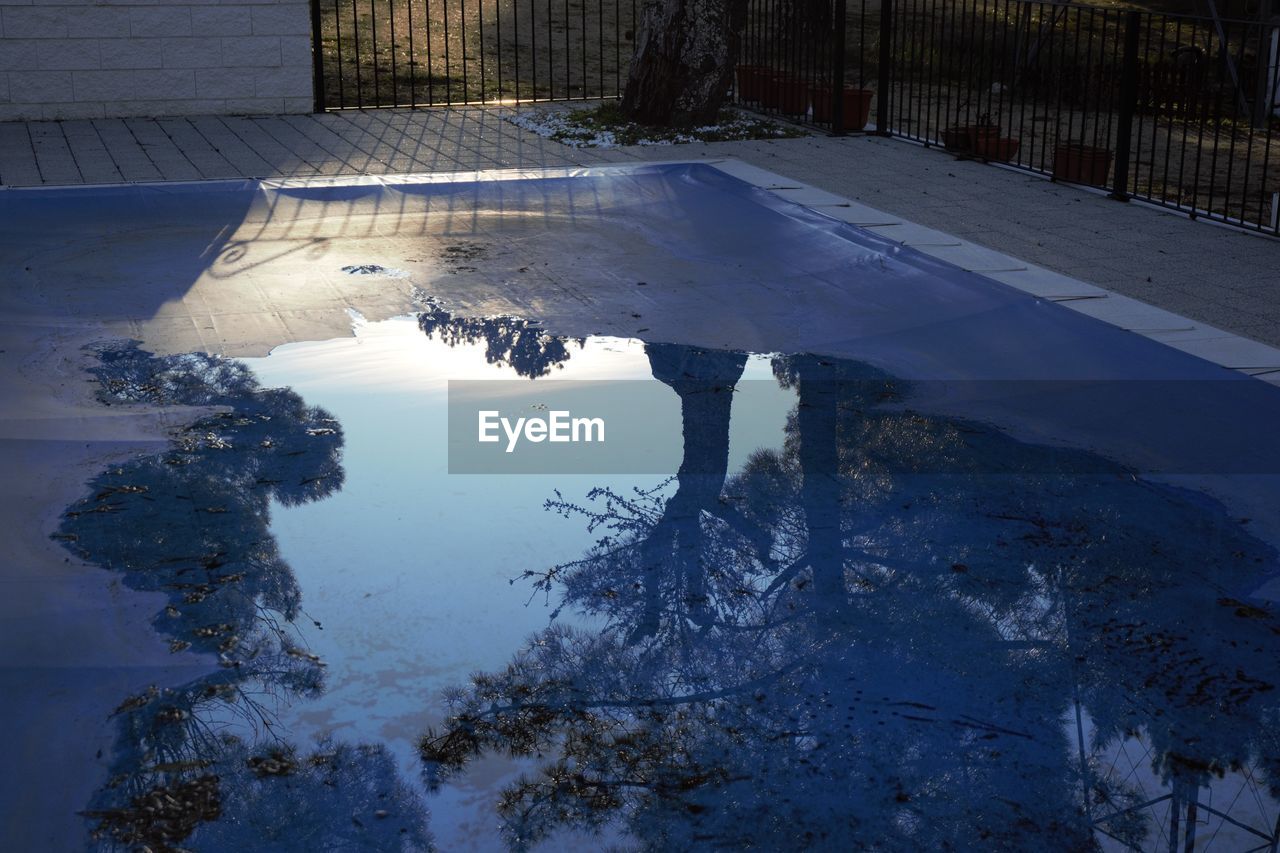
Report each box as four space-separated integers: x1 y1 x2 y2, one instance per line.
317 0 639 107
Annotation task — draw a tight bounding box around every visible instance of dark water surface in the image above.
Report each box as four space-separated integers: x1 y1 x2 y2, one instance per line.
55 300 1280 851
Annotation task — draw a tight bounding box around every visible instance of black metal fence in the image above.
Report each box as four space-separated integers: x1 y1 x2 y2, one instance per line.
312 0 1280 235
737 0 1280 236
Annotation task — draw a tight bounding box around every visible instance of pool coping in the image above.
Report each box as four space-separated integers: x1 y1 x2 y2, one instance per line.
703 159 1280 388
8 158 1279 386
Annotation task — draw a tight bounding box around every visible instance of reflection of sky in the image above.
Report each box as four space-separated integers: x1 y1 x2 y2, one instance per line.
245 317 791 851
242 315 1280 852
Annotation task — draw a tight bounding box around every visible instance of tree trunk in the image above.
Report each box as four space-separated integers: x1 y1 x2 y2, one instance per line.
621 0 747 126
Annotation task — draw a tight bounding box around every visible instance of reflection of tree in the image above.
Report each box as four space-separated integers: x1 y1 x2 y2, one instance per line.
623 344 748 638
417 299 583 379
61 343 430 852
422 346 1280 850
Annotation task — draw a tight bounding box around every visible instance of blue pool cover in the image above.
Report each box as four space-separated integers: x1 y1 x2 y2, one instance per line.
3 163 1280 851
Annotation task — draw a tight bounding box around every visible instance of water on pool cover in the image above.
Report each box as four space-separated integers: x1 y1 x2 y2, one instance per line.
59 301 1280 852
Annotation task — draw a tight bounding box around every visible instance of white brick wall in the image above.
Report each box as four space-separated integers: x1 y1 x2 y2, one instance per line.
0 0 313 120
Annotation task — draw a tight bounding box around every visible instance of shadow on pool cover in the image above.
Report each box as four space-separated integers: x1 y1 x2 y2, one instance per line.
57 303 1280 851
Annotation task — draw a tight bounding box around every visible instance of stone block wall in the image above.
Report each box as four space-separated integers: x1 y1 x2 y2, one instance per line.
0 0 314 120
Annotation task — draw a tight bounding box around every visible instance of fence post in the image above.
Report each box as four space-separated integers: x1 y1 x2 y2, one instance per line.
1109 10 1141 202
310 0 326 112
831 0 848 135
876 0 893 135
1260 12 1280 129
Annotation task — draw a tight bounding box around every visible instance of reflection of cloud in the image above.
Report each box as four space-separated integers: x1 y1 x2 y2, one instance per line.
60 342 430 851
422 345 1280 851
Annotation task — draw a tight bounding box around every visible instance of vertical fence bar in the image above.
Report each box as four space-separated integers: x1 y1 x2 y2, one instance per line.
425 0 435 104
371 0 380 103
831 0 848 134
333 0 345 108
1110 10 1141 201
478 0 486 102
497 0 505 100
931 0 952 144
456 0 465 103
1221 19 1244 223
311 0 327 110
909 0 919 135
1204 19 1228 219
440 0 450 102
1131 10 1151 202
1260 23 1279 233
530 0 538 100
857 0 867 102
876 0 893 133
407 0 416 105
388 0 398 104
352 0 364 107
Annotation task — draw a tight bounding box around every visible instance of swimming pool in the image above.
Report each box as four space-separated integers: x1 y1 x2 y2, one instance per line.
3 163 1280 851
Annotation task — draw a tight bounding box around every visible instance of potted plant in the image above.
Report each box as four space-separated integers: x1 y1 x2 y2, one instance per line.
941 113 1001 154
810 84 875 128
1053 142 1112 186
973 135 1021 162
942 126 974 151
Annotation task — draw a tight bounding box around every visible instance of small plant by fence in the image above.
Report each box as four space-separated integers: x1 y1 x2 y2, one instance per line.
312 0 1280 236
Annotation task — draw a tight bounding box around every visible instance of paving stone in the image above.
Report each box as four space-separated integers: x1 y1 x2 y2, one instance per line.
122 117 200 180
156 117 237 178
0 122 43 186
27 122 81 184
58 119 123 184
89 119 163 182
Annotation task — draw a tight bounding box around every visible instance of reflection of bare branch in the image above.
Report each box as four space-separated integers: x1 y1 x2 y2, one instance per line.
423 346 1280 849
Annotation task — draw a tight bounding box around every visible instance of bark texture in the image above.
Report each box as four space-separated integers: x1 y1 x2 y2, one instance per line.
620 0 747 126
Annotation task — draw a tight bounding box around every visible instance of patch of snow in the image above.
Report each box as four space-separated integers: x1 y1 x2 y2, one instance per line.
346 307 369 330
506 108 801 149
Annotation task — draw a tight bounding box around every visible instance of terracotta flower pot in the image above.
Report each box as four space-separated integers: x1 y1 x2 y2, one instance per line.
970 124 1001 146
973 136 1020 162
759 75 783 109
736 65 770 102
942 124 1000 153
942 126 973 151
1053 143 1112 186
773 77 809 116
810 86 874 128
